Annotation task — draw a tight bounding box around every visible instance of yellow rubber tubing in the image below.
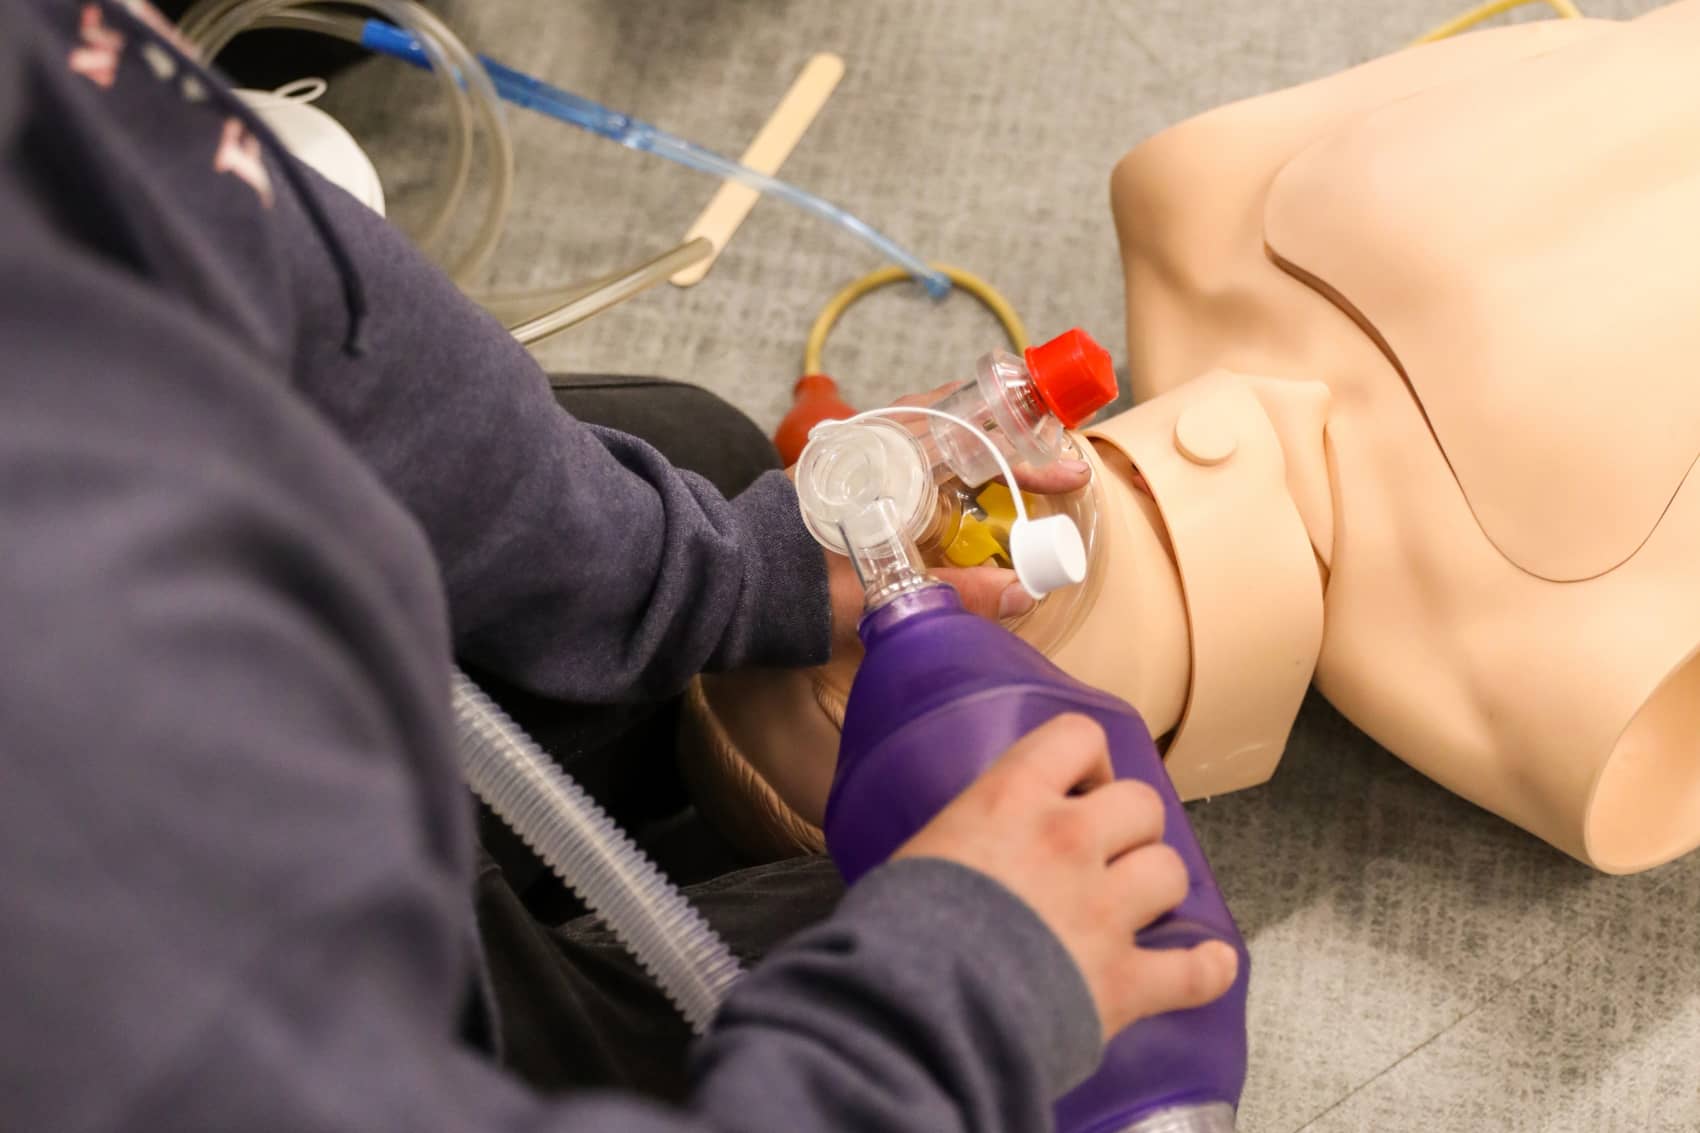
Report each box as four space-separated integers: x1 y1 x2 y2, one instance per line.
1413 0 1582 45
803 264 1029 377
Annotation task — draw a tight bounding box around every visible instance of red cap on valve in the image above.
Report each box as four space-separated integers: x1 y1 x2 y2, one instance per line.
774 374 856 466
1023 328 1117 429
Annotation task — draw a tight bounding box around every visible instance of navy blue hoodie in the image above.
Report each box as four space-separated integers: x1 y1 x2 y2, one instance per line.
0 1 1100 1129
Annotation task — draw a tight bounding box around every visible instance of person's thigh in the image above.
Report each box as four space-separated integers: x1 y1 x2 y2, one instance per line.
476 852 846 1101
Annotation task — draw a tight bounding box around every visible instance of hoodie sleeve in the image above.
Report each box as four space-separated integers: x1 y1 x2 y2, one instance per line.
281 176 831 703
0 131 1097 1133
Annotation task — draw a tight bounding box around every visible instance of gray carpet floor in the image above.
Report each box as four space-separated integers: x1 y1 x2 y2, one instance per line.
322 2 1698 1129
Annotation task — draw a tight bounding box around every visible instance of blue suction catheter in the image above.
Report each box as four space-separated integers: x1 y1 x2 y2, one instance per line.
356 20 953 299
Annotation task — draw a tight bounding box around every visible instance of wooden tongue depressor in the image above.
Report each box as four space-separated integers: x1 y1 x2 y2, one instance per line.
670 53 846 287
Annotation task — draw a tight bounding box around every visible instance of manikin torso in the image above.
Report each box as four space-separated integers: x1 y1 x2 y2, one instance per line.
683 0 1700 875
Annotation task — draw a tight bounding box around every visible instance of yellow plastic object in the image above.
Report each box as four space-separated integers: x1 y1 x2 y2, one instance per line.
945 516 1006 567
943 482 1029 567
803 264 1029 376
977 482 1021 529
1413 0 1582 45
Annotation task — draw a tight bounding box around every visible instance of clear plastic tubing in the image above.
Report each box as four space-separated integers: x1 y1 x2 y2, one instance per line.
355 19 952 299
451 669 742 1033
507 238 713 345
179 0 513 284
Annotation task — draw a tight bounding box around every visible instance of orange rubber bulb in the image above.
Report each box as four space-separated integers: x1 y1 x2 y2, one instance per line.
774 373 856 466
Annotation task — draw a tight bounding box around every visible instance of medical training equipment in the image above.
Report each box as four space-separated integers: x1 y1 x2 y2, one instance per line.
817 413 1251 1133
180 0 513 285
446 352 1145 1053
451 670 742 1034
1413 0 1580 43
793 328 1114 587
800 405 1088 600
689 0 1700 880
775 263 1034 464
177 0 947 347
183 0 946 298
352 19 949 299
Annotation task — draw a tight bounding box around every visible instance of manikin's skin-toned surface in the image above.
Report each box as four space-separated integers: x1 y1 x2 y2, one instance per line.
682 0 1700 874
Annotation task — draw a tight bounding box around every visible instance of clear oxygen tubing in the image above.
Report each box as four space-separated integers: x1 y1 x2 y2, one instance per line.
505 238 714 345
178 0 511 285
353 19 952 300
451 668 743 1034
179 0 695 339
176 2 948 336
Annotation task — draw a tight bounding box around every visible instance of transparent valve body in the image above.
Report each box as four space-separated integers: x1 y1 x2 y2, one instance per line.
923 348 1066 487
796 418 942 559
837 496 936 611
795 415 1104 642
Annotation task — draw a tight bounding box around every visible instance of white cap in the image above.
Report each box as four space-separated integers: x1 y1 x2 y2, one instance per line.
236 82 386 217
1009 514 1087 598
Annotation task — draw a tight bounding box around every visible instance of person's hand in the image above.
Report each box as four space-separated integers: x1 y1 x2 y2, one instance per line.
894 714 1240 1042
820 383 1093 653
825 558 1043 654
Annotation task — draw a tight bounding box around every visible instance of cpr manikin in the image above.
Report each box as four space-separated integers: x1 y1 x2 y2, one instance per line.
682 0 1700 876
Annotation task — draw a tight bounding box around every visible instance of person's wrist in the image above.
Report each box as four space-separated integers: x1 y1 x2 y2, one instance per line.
719 471 833 668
